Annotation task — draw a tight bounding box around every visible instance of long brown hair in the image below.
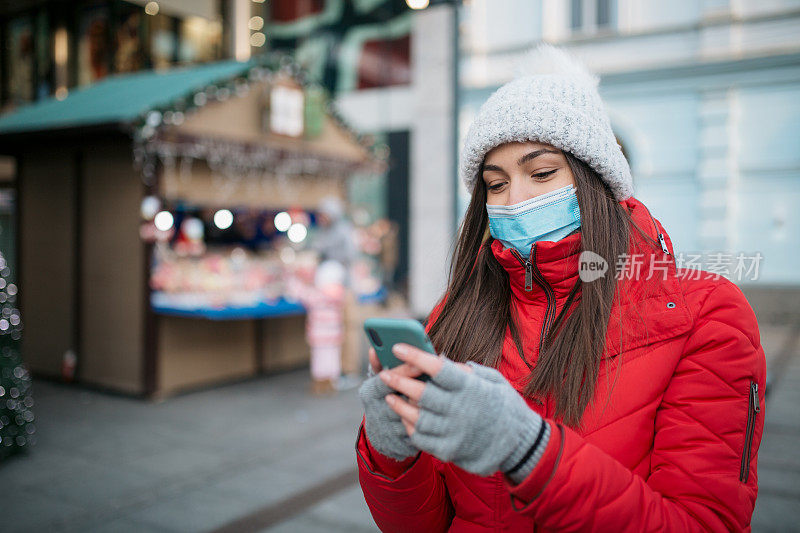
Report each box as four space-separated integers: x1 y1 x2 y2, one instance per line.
427 151 639 428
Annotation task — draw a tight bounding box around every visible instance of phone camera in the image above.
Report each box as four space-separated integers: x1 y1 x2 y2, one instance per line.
366 328 383 347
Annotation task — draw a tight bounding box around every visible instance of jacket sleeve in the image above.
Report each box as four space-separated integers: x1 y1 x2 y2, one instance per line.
355 297 454 532
501 279 766 532
356 417 454 532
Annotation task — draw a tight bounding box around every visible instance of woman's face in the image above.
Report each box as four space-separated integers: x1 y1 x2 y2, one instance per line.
481 141 575 206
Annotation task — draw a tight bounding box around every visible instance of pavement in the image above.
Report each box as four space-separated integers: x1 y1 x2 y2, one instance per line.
3 369 374 533
751 323 800 532
2 323 799 532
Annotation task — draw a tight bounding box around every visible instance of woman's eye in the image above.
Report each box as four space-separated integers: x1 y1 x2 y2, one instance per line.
487 183 504 191
532 169 558 180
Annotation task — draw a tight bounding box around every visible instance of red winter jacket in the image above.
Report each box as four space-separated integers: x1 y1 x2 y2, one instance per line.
355 197 766 532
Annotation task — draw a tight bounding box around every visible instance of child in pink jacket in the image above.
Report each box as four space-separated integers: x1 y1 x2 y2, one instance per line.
289 259 347 394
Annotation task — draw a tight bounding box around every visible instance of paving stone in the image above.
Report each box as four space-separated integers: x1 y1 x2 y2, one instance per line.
8 324 800 532
752 492 800 532
3 487 89 533
263 484 377 533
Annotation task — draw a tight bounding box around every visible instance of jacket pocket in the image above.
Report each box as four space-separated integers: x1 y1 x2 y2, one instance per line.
740 380 760 483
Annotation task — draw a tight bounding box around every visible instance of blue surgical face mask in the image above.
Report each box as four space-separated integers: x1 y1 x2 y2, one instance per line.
486 184 581 258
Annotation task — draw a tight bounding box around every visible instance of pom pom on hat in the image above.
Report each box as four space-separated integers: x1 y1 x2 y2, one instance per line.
459 43 633 201
512 42 599 89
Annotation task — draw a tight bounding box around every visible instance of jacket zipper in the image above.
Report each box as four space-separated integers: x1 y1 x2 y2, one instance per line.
510 244 556 355
508 206 664 349
502 245 554 532
644 206 670 255
740 381 760 483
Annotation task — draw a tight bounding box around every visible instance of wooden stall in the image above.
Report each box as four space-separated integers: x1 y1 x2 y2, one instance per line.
0 56 386 399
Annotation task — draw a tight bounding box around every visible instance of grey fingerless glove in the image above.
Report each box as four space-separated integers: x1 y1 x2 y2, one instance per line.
410 358 550 483
358 374 420 461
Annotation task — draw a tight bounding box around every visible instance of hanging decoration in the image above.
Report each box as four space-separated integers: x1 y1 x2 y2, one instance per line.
131 51 389 187
139 134 373 182
265 76 305 138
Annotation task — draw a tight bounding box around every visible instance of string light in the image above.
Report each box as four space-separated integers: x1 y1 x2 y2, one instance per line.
250 32 266 47
249 16 264 31
154 211 174 231
0 250 33 458
287 223 308 243
214 209 234 230
274 211 291 232
145 1 159 16
406 0 430 9
132 54 390 187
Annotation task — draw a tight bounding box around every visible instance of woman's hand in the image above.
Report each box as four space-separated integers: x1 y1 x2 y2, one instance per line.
374 345 471 433
366 346 383 377
379 343 549 480
357 346 422 461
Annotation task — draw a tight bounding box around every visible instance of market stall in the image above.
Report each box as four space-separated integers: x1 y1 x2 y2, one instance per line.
0 54 389 399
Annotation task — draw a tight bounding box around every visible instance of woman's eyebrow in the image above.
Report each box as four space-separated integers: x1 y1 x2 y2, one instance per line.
483 149 560 174
517 148 559 166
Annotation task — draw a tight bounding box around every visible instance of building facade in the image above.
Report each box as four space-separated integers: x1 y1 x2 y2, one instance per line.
339 0 800 316
3 0 798 318
458 0 800 289
0 0 236 110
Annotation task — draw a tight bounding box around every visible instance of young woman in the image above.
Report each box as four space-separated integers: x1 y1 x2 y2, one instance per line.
355 43 765 532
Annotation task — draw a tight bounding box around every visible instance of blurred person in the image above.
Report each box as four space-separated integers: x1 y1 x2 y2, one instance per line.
290 259 346 395
312 195 359 271
374 218 400 293
355 43 765 531
309 195 362 389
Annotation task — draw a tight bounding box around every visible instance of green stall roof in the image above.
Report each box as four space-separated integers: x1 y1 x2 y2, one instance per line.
0 59 257 135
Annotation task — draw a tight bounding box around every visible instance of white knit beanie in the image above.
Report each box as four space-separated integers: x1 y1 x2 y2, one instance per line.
459 43 633 201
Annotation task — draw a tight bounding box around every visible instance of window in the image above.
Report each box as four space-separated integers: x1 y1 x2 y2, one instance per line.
570 0 582 30
148 12 179 70
597 0 612 27
115 5 145 74
5 16 35 104
178 16 223 64
571 0 615 34
77 4 111 86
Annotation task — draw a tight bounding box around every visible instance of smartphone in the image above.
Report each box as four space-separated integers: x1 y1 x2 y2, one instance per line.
363 318 434 382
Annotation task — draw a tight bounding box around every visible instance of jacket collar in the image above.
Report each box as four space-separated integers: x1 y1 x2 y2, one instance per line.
489 196 693 359
490 197 665 300
490 230 582 304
